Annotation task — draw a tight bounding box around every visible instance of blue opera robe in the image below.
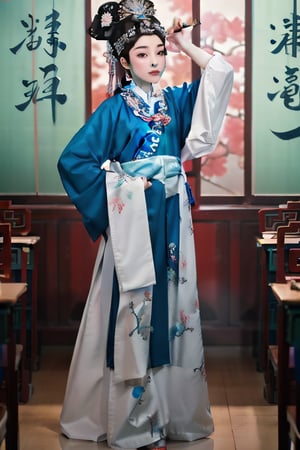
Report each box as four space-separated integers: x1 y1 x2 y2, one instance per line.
58 54 233 448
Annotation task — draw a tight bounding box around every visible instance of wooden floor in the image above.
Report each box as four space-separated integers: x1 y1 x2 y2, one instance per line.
5 346 278 450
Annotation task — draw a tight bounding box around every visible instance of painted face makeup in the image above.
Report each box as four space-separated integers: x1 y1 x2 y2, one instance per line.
125 34 166 92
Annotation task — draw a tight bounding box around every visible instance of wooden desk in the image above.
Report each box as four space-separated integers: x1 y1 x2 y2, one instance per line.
11 236 40 373
270 282 300 450
256 236 300 395
0 282 27 450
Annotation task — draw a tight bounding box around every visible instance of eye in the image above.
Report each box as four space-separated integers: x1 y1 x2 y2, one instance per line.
137 52 148 58
158 50 165 56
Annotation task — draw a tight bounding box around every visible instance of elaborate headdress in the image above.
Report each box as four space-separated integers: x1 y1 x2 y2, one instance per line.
89 0 166 58
89 1 166 95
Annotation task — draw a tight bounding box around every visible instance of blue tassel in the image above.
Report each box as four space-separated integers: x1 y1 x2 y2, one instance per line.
185 182 195 206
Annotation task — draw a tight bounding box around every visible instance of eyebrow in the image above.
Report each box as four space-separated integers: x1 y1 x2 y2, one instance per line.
132 43 165 51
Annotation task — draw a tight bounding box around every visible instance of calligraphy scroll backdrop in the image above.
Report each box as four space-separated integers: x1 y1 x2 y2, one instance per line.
0 0 85 194
252 0 300 195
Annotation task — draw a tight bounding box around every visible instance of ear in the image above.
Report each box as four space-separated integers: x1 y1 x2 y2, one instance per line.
120 56 130 70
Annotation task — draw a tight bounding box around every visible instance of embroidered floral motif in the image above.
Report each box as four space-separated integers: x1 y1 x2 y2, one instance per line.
109 197 125 214
130 376 163 438
132 385 145 399
181 256 187 269
101 11 113 27
148 411 162 437
130 376 151 409
120 85 171 159
168 242 177 263
120 87 171 126
194 361 207 381
169 309 194 340
179 276 188 284
167 242 179 283
179 252 188 284
167 267 176 282
180 310 190 326
188 217 194 235
129 290 153 340
111 173 135 206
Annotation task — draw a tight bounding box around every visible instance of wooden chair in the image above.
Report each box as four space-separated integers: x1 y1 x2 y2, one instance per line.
0 224 13 448
259 207 300 236
269 283 300 450
0 223 12 281
287 345 300 450
0 206 31 237
278 222 300 449
258 206 300 384
0 403 7 447
287 200 300 209
266 222 300 447
0 283 27 450
0 222 29 404
0 202 36 391
276 221 300 284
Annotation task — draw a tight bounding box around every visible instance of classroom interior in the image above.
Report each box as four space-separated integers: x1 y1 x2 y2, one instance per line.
1 1 300 450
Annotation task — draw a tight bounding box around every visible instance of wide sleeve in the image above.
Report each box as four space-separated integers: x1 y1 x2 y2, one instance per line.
57 102 115 241
181 53 234 162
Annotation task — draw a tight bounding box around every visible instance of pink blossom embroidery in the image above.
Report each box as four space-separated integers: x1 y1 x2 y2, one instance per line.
180 310 190 326
109 197 125 214
181 258 187 269
144 290 152 301
170 309 194 339
101 12 113 27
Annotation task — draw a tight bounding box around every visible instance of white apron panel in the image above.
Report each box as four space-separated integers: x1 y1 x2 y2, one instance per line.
60 238 114 441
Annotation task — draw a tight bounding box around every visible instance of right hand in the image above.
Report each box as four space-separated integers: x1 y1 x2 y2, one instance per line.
141 176 152 190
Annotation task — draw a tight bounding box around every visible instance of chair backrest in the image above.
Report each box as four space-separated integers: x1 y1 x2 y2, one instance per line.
276 221 300 283
0 223 12 281
0 207 31 236
286 200 300 209
0 200 12 209
258 207 300 234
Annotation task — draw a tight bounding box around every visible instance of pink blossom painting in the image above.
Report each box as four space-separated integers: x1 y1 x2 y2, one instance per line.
200 1 245 196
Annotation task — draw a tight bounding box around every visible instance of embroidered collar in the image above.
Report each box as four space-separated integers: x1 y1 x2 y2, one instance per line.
120 82 171 126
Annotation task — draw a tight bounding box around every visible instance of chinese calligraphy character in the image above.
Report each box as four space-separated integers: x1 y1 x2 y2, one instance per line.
11 8 68 123
39 64 67 123
269 0 300 57
15 64 67 124
271 127 300 140
268 0 300 140
268 66 300 139
44 9 66 58
15 80 39 111
10 13 42 54
268 66 300 111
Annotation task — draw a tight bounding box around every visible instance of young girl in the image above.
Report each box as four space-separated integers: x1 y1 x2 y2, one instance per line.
58 1 233 449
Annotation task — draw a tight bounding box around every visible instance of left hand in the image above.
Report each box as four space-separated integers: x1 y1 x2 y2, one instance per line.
166 17 193 53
